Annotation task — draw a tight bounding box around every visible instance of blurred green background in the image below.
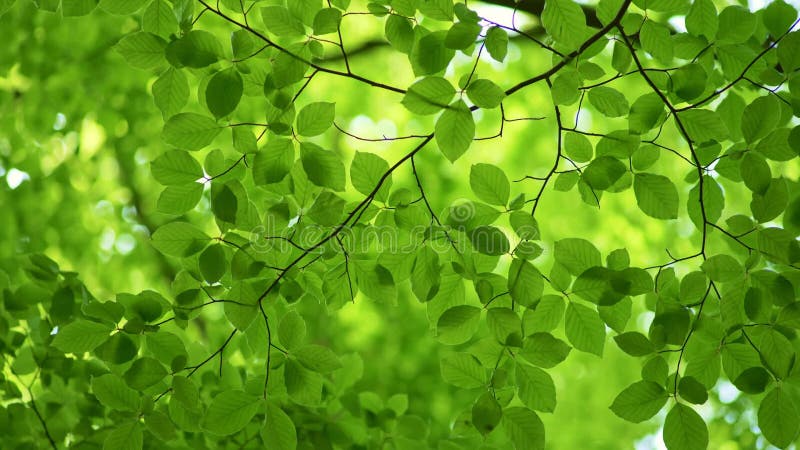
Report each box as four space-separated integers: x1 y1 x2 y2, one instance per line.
0 0 779 447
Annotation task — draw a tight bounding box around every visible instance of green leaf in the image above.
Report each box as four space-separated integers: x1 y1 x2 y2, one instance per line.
642 355 669 384
588 87 629 118
293 344 342 373
508 259 544 308
296 102 335 137
157 183 202 214
663 404 708 450
519 332 571 368
758 386 800 448
402 77 456 115
118 291 165 323
679 271 707 305
671 64 707 102
679 109 729 143
151 150 203 185
147 331 187 368
124 357 167 390
435 100 475 162
445 21 481 50
466 79 505 109
614 332 655 357
485 26 508 62
307 191 344 227
152 68 188 119
701 254 743 282
583 156 626 190
717 6 757 44
437 305 481 345
553 238 601 276
284 359 323 406
313 8 342 35
202 390 261 435
751 177 789 223
685 0 718 39
472 392 502 435
688 175 724 228
764 0 797 37
629 93 665 134
100 0 147 15
261 5 305 36
351 151 391 202
206 67 243 119
523 295 565 334
151 222 211 257
52 319 113 354
612 39 632 72
777 303 800 329
142 0 177 37
410 31 454 76
232 127 257 154
640 20 673 62
597 130 640 158
516 364 556 412
751 326 795 378
279 310 306 350
541 0 587 49
253 138 294 184
470 163 510 206
551 71 581 105
103 421 143 450
418 0 453 21
487 307 521 344
166 30 222 68
261 402 297 450
199 244 226 283
173 376 199 411
440 352 486 389
741 95 781 144
300 143 346 191
144 411 175 442
609 381 667 423
633 173 679 220
565 302 605 356
385 15 414 53
163 113 221 151
411 245 442 302
96 333 138 365
679 376 708 405
564 132 593 163
740 152 771 194
757 128 795 161
778 32 800 73
502 407 545 450
115 32 166 70
92 374 140 411
211 184 238 223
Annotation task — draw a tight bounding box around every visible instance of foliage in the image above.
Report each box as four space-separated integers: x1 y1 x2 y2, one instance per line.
1 0 800 449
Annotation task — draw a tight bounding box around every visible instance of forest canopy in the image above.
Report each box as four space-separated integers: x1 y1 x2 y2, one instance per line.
1 0 800 448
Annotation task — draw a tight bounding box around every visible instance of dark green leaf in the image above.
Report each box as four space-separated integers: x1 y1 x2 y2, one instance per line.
663 403 708 450
610 381 667 423
206 68 243 119
202 390 261 435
